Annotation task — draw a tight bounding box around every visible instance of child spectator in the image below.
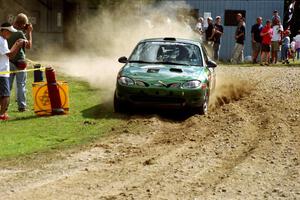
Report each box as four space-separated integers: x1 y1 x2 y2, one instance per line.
272 10 281 25
260 20 273 66
281 30 291 64
293 30 300 60
290 40 295 62
0 23 24 120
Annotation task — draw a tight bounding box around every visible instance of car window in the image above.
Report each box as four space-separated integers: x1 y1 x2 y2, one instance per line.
129 41 203 66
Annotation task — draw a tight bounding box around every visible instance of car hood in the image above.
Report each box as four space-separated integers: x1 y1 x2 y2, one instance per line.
120 63 206 83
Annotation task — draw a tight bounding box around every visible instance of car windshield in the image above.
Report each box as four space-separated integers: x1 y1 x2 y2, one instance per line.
129 41 203 66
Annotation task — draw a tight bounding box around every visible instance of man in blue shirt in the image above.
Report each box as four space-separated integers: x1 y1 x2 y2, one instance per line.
251 17 263 64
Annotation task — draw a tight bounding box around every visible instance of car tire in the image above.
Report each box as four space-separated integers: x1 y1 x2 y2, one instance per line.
198 93 209 115
114 91 128 113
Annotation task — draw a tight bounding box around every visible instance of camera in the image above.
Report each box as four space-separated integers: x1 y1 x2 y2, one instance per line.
24 23 30 30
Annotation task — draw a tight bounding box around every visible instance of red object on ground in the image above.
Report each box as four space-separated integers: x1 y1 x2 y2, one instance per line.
45 67 65 115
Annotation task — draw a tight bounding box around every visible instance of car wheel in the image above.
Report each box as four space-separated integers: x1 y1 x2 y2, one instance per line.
114 92 128 113
198 93 209 115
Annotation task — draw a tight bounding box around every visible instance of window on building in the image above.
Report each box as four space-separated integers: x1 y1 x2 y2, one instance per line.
224 10 246 26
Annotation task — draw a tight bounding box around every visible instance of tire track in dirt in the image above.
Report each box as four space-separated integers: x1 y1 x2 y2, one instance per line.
1 66 300 200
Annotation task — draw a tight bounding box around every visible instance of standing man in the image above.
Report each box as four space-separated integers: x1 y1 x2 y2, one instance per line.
211 16 224 61
0 23 25 120
260 20 273 66
205 17 214 46
231 13 246 64
8 13 33 112
251 17 263 64
271 19 283 64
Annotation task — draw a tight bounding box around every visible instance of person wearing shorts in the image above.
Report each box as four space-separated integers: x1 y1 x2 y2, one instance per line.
0 23 24 120
260 20 273 66
271 19 283 64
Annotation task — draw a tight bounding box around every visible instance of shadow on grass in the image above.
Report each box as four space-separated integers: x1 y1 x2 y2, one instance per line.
9 115 40 121
81 102 195 122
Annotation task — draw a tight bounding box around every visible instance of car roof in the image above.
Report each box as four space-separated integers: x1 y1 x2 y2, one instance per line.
139 38 201 46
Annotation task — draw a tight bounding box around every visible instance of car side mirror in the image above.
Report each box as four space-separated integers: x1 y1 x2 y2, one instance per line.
206 60 217 68
118 56 128 63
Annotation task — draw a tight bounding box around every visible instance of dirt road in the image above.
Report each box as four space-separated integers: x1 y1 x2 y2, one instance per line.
0 66 299 200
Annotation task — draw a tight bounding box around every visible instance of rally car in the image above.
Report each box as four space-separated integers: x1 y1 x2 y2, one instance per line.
114 37 217 114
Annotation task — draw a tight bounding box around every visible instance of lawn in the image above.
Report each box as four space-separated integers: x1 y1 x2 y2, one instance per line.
0 64 123 159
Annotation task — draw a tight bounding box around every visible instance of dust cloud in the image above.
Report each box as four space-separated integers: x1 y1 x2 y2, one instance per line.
38 1 252 108
209 74 254 109
39 1 199 103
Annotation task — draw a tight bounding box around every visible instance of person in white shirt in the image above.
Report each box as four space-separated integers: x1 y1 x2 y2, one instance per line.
0 23 25 120
271 19 283 64
195 17 204 41
293 30 300 60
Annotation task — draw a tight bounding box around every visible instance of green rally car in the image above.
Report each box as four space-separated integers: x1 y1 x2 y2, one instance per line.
114 38 217 114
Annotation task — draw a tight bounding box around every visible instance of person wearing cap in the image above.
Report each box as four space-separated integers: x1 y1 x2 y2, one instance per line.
281 30 291 64
0 23 26 120
8 13 33 112
210 16 224 61
205 17 214 46
231 13 246 64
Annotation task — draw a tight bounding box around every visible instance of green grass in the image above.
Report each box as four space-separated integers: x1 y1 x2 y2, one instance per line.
0 68 123 159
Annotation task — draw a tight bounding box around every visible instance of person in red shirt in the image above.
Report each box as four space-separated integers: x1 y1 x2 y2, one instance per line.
260 20 273 66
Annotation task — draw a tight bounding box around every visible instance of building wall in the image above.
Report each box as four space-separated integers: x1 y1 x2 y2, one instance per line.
182 0 284 60
0 0 64 57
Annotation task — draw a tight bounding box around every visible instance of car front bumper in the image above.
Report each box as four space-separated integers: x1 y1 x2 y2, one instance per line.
115 85 207 108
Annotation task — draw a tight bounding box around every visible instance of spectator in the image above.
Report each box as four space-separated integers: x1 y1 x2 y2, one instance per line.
281 30 291 64
271 19 283 64
195 17 204 41
260 20 273 66
293 30 300 60
231 13 245 64
8 13 33 112
210 16 224 61
291 40 296 62
205 17 214 45
251 17 263 64
272 10 281 25
0 23 25 120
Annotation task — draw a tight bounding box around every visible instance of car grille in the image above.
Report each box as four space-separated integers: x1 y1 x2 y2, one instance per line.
130 95 185 104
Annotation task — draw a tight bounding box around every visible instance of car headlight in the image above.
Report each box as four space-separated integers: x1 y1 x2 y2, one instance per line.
118 76 134 86
182 80 202 89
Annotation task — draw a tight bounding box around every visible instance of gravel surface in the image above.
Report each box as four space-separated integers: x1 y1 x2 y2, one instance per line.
0 66 299 200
